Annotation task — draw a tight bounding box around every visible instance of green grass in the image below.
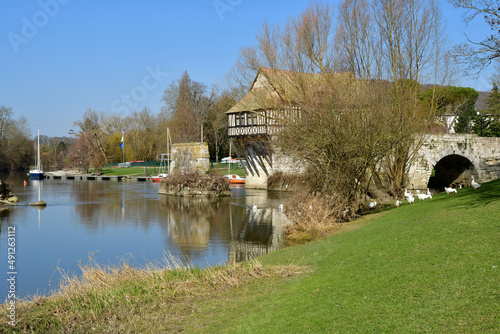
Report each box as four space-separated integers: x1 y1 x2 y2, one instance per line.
98 167 153 176
188 180 500 333
3 180 499 333
211 162 246 177
96 164 247 177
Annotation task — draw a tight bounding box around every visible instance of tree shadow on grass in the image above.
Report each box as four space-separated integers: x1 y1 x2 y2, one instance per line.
438 178 500 209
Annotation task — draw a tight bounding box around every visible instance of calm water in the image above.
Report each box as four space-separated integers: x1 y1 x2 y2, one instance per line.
0 173 289 301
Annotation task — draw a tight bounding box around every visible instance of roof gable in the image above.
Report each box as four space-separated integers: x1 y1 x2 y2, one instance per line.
227 67 355 114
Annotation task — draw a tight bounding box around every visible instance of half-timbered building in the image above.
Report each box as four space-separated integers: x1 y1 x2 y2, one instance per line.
226 67 353 188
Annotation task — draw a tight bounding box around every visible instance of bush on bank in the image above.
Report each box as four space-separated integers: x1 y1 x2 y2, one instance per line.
158 171 230 197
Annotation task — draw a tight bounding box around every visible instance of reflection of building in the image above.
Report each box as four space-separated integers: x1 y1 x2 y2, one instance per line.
227 206 291 263
158 188 291 264
159 195 213 255
168 214 211 250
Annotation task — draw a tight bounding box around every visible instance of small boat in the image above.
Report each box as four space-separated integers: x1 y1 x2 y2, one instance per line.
151 154 169 183
151 129 172 183
29 127 44 179
151 172 168 183
224 174 245 185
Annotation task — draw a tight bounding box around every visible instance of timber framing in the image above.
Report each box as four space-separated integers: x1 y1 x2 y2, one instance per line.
226 67 349 179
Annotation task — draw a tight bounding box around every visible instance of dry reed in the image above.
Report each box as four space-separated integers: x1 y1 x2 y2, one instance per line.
283 192 351 244
3 252 303 333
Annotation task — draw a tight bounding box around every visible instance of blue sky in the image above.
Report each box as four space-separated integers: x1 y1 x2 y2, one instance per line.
0 0 496 137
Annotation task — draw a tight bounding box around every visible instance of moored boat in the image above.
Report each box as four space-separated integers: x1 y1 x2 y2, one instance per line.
151 173 168 183
224 174 245 185
29 127 44 179
151 129 172 183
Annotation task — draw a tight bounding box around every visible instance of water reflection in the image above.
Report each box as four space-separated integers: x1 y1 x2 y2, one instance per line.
0 174 291 300
157 192 291 263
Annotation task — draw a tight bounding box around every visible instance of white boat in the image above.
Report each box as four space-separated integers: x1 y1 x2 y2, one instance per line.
151 128 172 183
151 172 168 183
223 143 245 185
29 127 44 179
151 153 169 182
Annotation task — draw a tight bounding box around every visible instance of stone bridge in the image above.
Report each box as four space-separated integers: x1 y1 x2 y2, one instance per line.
239 133 500 191
407 134 500 190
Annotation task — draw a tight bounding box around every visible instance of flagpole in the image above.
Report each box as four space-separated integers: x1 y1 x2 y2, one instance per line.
120 129 125 163
122 130 125 163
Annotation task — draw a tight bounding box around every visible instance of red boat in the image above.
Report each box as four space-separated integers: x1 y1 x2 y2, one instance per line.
151 173 168 183
151 150 170 183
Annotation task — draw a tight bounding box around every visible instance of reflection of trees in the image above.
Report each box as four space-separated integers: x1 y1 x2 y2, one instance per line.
158 192 290 264
71 182 165 232
158 195 224 258
69 181 290 264
71 181 115 230
0 207 12 219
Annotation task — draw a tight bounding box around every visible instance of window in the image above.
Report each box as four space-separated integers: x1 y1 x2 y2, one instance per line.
236 113 246 126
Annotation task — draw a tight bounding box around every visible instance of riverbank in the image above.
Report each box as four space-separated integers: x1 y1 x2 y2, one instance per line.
2 180 499 332
44 163 246 180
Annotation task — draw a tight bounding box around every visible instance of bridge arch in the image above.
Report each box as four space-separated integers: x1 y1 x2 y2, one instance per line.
427 154 477 189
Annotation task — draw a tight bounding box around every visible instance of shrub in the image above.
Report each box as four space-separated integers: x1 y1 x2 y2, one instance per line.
159 171 230 196
283 192 353 244
267 171 310 191
0 181 12 200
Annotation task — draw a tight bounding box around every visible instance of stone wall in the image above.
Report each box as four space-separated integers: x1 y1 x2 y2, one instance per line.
170 142 210 174
245 146 306 189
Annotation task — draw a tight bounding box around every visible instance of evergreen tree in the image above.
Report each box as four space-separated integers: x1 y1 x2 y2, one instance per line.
475 83 500 137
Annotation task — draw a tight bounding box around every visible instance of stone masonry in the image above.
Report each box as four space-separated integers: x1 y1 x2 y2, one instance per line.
408 133 500 189
170 142 210 174
245 133 500 190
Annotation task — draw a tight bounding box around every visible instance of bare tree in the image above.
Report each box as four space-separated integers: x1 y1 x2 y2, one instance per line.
370 0 449 193
449 0 500 74
161 71 213 143
126 108 157 161
70 109 109 174
204 90 235 162
228 0 451 205
335 0 380 79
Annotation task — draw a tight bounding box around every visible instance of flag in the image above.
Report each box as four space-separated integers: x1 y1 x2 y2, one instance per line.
119 132 124 149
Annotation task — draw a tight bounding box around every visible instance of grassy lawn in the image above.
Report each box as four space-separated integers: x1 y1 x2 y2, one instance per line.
96 164 246 178
97 166 167 176
98 167 153 176
189 180 500 333
211 162 246 178
3 179 499 332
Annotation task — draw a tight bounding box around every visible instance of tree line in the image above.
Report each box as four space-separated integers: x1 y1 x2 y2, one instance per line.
68 71 237 174
0 106 33 172
0 105 75 173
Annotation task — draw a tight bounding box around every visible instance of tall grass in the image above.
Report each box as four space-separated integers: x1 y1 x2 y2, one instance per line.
283 192 345 244
1 252 302 333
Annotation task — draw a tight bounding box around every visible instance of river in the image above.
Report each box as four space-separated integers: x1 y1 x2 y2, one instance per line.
0 172 290 301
